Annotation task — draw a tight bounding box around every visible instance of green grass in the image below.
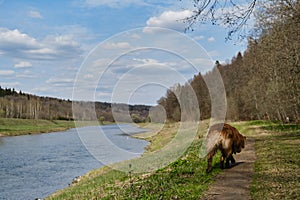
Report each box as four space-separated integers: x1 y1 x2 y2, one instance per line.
47 121 222 199
243 121 300 199
134 123 180 152
24 119 299 199
243 120 273 126
106 122 221 199
0 118 100 136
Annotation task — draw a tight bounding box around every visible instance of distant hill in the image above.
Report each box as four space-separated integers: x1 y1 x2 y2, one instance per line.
0 86 150 122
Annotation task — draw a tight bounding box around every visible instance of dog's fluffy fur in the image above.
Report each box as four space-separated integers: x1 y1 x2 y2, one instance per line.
206 123 246 173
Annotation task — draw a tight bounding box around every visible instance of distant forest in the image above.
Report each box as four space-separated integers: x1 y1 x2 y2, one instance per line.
158 1 299 123
0 86 150 122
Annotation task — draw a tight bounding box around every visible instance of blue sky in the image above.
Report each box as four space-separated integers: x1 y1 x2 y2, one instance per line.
0 0 249 105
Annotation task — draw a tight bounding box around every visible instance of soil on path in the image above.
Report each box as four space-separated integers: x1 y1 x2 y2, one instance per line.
201 138 256 200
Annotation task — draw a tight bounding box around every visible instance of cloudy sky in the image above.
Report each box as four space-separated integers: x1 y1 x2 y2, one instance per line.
0 0 249 105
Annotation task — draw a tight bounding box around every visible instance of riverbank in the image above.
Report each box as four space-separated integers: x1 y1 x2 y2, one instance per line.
0 118 103 136
46 120 300 199
47 121 222 199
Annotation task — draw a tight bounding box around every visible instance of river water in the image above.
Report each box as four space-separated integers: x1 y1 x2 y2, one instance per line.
0 124 149 200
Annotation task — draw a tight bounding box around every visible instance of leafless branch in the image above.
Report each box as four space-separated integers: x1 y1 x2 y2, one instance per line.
181 0 257 40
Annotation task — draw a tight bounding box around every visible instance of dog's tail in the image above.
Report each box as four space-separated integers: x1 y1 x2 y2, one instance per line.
205 129 222 157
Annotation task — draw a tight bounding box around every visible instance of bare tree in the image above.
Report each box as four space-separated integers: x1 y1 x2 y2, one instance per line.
181 0 257 40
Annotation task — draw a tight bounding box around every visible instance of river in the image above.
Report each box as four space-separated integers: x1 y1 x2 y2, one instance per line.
0 124 149 200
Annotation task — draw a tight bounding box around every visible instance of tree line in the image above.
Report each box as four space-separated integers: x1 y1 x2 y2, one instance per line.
0 86 150 122
159 0 299 123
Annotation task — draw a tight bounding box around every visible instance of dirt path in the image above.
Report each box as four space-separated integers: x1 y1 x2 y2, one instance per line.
201 138 256 200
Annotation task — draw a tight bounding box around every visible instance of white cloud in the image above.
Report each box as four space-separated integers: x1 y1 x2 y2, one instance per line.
132 58 159 64
0 28 83 60
0 28 38 49
0 70 15 76
144 10 192 32
25 48 55 55
91 58 112 67
208 37 216 42
28 10 43 19
130 33 141 40
46 77 74 87
102 42 131 49
44 34 79 47
14 61 32 68
16 69 36 78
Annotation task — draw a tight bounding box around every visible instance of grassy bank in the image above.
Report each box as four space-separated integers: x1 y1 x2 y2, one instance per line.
47 121 222 199
46 120 300 199
0 118 101 136
233 120 300 199
244 121 300 199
